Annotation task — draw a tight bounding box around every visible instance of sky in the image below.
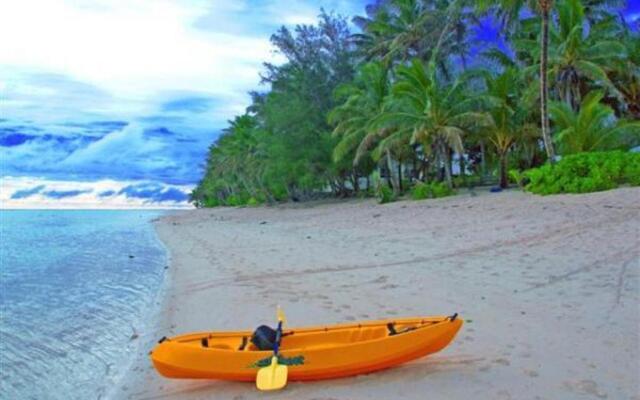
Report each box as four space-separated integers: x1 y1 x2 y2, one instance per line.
1 0 637 209
0 0 365 209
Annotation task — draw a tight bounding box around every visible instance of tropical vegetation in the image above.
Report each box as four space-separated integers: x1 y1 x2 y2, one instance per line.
191 0 639 207
524 151 640 194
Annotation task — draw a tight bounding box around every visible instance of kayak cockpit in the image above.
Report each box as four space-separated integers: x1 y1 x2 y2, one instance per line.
172 316 453 352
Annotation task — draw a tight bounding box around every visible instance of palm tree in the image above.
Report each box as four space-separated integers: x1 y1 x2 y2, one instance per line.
329 62 392 191
547 0 624 109
329 62 390 166
550 91 640 154
374 59 492 188
608 21 640 118
482 68 540 188
484 0 626 161
474 0 559 162
539 0 556 162
353 0 469 75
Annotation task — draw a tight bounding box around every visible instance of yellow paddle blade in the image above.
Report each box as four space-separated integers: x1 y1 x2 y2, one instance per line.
256 356 288 391
277 306 286 324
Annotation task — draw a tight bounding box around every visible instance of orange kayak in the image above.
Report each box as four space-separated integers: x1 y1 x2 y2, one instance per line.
151 314 462 382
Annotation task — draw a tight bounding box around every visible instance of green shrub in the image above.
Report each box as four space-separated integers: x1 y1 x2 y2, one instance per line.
524 151 640 195
412 182 429 200
411 181 455 200
202 197 220 207
509 169 525 189
377 185 395 204
432 182 454 198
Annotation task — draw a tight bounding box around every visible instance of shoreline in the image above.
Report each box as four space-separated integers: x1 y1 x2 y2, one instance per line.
108 212 176 400
115 188 639 399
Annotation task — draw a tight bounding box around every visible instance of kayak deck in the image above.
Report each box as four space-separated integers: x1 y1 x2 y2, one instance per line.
151 315 462 381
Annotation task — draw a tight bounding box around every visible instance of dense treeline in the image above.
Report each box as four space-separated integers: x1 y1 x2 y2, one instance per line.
191 0 640 207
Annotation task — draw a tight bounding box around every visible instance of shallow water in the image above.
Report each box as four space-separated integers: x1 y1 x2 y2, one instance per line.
0 210 167 399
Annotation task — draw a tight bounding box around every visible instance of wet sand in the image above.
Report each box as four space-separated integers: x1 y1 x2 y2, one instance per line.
114 187 640 400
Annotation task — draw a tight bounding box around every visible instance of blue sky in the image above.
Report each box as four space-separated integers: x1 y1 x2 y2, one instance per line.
0 0 365 208
1 0 637 208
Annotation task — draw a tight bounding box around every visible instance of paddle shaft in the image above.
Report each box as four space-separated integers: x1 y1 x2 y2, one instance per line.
273 320 283 355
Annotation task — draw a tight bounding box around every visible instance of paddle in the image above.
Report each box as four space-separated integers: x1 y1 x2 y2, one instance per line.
256 307 288 391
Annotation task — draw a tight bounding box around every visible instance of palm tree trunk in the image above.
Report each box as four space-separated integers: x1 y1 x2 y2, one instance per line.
397 162 403 192
458 152 467 187
351 168 359 194
499 152 509 189
540 0 557 164
480 140 487 179
441 143 453 189
386 150 400 194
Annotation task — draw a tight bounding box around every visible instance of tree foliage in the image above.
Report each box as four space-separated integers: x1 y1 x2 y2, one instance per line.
192 0 639 207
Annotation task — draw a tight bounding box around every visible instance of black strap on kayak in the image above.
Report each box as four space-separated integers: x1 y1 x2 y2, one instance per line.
388 322 418 335
238 336 248 350
448 313 458 322
158 336 167 344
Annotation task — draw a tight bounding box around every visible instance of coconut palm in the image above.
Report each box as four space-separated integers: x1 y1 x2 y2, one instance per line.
549 0 625 109
329 62 390 166
550 91 640 154
538 0 556 162
473 0 558 162
608 22 640 118
329 62 394 191
482 68 541 188
353 0 469 74
374 59 492 188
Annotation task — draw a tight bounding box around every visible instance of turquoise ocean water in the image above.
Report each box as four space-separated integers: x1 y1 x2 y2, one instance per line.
0 210 167 399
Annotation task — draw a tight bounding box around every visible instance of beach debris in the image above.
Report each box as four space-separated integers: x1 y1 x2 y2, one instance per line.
129 255 135 259
260 221 267 225
372 213 381 218
306 235 311 239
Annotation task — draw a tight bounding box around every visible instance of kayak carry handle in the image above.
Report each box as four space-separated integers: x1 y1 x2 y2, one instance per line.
448 313 458 322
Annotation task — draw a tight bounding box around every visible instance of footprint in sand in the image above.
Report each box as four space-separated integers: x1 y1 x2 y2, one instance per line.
381 284 399 290
493 358 511 366
563 379 608 399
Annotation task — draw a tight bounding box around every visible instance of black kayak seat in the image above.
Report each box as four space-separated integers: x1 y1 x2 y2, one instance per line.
251 325 277 350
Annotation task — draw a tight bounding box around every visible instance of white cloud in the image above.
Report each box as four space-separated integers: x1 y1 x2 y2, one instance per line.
0 0 278 103
62 123 164 166
0 176 193 209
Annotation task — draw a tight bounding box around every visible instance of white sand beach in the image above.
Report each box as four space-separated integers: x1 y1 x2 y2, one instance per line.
115 188 640 400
